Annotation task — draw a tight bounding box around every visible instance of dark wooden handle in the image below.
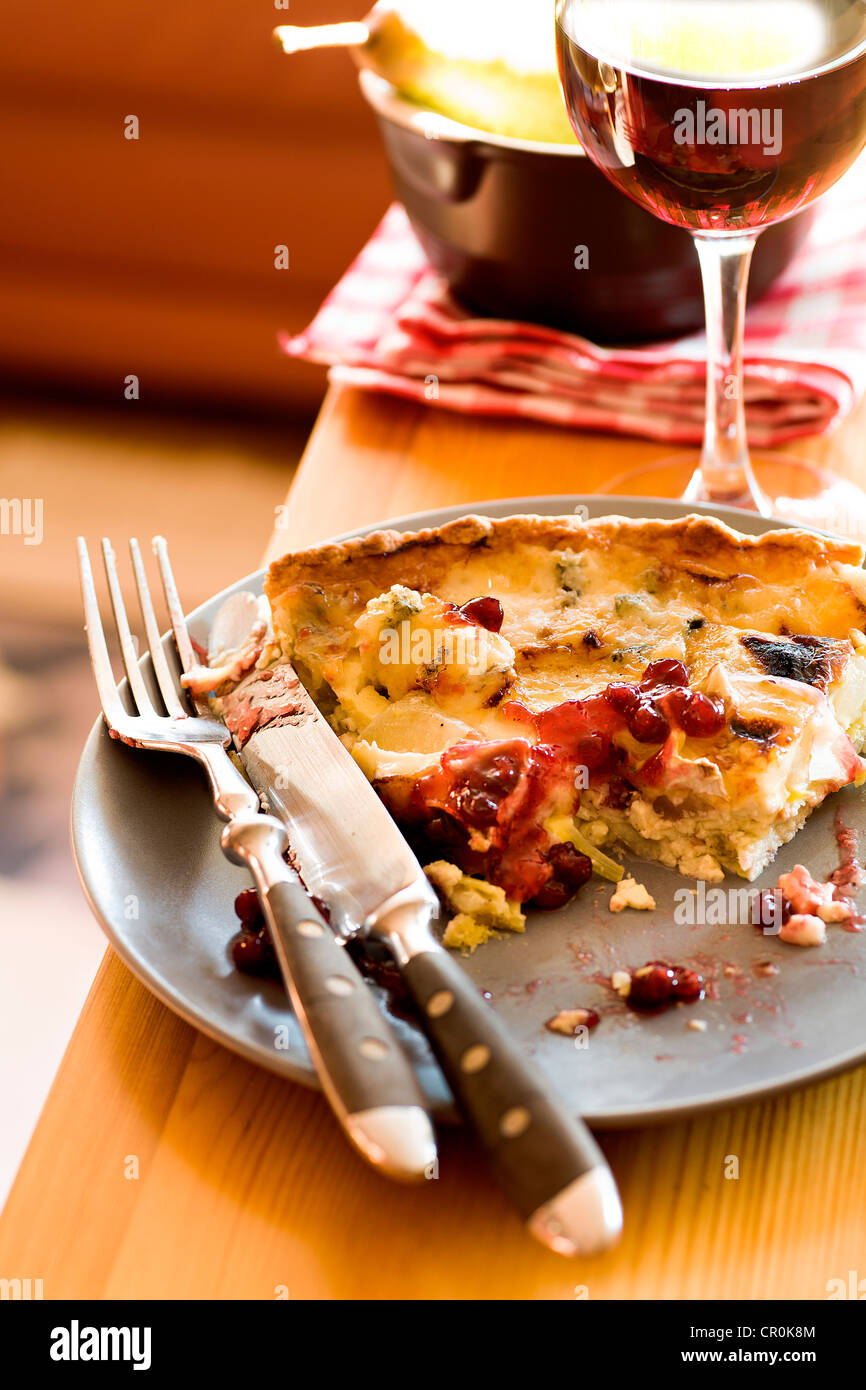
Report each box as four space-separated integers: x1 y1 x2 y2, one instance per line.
264 882 429 1122
402 945 608 1220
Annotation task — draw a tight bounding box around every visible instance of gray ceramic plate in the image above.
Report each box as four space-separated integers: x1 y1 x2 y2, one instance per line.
71 496 866 1126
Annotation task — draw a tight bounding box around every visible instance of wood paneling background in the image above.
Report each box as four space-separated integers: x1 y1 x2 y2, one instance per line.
1 1 392 412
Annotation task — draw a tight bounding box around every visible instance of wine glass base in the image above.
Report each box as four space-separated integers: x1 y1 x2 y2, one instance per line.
597 451 866 545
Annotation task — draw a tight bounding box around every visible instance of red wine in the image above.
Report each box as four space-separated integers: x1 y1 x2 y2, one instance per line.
556 0 866 232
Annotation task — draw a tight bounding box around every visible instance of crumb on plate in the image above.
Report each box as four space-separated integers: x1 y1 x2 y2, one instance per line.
609 876 656 913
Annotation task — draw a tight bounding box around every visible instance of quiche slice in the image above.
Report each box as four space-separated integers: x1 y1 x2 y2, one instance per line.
263 513 866 911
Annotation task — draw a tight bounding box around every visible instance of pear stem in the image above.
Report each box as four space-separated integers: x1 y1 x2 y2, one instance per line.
273 23 370 55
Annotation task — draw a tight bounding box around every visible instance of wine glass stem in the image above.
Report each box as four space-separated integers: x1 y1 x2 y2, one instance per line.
686 232 771 513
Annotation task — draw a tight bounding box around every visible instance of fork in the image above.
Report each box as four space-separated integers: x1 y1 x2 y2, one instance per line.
76 535 438 1183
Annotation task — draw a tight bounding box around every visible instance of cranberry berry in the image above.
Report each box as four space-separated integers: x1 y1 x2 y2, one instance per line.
604 682 640 717
627 698 670 743
547 842 593 889
640 659 689 690
531 878 575 910
454 784 501 827
234 888 263 927
452 750 523 828
752 890 793 930
531 843 592 910
232 927 277 977
627 962 705 1010
677 691 725 738
471 753 521 798
459 596 504 633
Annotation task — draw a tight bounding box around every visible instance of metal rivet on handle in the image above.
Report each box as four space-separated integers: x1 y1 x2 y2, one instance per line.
297 919 325 938
499 1106 531 1138
426 990 454 1018
325 976 354 996
359 1037 389 1060
461 1044 491 1074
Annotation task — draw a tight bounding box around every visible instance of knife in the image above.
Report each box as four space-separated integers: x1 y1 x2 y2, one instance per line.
232 653 624 1257
154 542 437 1185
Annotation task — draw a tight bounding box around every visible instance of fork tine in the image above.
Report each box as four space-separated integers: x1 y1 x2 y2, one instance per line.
76 537 130 730
128 538 187 718
101 538 155 717
152 535 197 674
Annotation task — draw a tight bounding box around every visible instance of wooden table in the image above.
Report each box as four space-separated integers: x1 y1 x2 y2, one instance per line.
3 384 866 1299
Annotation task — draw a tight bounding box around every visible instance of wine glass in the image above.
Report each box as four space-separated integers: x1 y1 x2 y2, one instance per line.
555 0 866 535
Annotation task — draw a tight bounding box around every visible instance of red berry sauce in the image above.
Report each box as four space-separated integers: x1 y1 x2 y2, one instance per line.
410 657 728 905
625 961 705 1011
411 738 575 902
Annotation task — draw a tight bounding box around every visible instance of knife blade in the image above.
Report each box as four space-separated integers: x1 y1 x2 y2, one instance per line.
231 661 623 1257
232 666 439 934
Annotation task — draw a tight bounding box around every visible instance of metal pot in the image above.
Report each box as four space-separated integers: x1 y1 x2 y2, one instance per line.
360 70 814 343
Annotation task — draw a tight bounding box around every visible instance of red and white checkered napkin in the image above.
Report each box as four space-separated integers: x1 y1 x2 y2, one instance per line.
283 158 866 447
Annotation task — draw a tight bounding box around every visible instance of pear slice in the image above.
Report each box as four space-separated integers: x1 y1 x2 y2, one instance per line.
277 1 579 145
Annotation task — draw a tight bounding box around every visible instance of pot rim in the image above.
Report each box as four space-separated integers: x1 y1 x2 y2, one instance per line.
358 68 586 158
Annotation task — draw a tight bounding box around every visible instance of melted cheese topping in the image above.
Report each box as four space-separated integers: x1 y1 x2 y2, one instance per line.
269 520 866 882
